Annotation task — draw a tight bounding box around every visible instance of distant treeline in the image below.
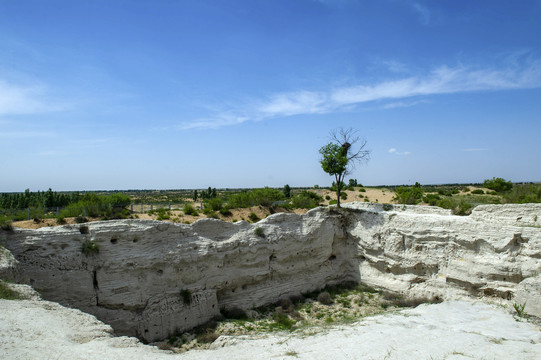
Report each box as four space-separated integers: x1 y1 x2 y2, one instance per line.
0 189 80 209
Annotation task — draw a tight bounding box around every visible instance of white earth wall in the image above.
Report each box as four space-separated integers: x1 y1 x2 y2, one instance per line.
1 203 540 343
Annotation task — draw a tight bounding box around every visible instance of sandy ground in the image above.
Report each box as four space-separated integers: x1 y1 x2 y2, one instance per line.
11 187 395 229
1 299 539 360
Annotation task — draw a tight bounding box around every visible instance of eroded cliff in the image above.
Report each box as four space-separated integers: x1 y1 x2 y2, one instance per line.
1 203 540 342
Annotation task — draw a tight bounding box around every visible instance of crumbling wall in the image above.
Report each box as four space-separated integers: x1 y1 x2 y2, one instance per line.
1 203 540 342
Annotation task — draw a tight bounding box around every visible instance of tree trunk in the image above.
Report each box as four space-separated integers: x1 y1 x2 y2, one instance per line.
336 174 341 208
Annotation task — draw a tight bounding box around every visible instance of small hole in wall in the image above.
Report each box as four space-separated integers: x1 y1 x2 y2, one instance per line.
144 329 148 333
132 238 139 243
79 226 89 235
242 284 247 290
328 255 336 261
269 255 276 261
110 238 118 244
157 269 163 275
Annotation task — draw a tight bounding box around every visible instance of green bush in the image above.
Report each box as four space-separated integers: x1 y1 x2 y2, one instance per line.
394 182 423 205
471 189 484 195
358 188 366 192
81 240 99 255
329 199 337 205
228 187 285 208
422 193 441 206
483 177 513 193
340 192 348 200
503 183 541 203
248 212 260 222
291 191 323 209
254 227 264 237
206 197 225 211
0 281 20 300
325 195 331 200
183 203 199 216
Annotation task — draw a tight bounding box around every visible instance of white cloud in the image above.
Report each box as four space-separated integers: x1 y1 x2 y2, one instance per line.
463 148 489 152
412 3 431 25
180 56 541 129
0 79 65 116
389 148 411 156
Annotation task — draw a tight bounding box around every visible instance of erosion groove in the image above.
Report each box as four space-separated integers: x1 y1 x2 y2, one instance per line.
1 202 540 343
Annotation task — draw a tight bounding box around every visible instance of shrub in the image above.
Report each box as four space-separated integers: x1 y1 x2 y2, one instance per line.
228 187 285 208
358 188 366 192
0 281 20 300
423 193 441 206
394 182 423 205
382 204 393 211
81 240 99 255
183 203 199 216
317 291 332 305
329 199 337 205
248 212 260 222
254 227 264 237
206 197 224 211
325 195 331 200
503 183 541 203
219 207 232 216
75 215 88 223
340 192 348 200
471 189 484 195
291 191 323 209
513 302 526 317
56 216 66 225
272 311 296 330
483 177 513 193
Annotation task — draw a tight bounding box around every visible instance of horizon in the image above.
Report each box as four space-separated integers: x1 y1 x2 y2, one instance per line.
2 1 541 192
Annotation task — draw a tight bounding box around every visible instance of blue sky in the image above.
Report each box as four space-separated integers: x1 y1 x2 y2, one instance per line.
1 0 540 191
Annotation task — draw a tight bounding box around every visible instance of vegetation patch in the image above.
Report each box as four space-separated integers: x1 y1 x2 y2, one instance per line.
0 280 21 300
81 240 99 255
159 283 441 353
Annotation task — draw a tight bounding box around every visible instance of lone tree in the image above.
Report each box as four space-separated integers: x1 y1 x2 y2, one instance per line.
319 128 370 208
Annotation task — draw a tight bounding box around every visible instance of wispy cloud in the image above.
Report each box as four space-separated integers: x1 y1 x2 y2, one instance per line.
0 79 65 116
412 3 431 25
389 148 411 156
180 57 541 130
463 148 489 152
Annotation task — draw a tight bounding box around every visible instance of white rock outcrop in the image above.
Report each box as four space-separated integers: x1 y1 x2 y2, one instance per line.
1 203 540 342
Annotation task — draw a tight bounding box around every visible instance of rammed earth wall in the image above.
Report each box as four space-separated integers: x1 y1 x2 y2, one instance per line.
1 203 540 342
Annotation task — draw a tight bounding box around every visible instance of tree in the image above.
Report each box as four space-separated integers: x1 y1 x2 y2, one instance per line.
483 177 513 193
283 184 291 198
319 128 370 208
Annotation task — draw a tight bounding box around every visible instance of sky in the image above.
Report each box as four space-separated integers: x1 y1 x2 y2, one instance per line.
1 0 540 192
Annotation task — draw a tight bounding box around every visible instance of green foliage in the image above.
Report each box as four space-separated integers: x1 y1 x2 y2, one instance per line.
206 197 225 211
483 177 513 192
0 280 20 300
423 193 441 206
183 203 199 216
59 193 131 219
272 312 296 330
75 215 88 223
254 227 265 237
358 188 366 192
200 186 217 199
329 199 337 205
248 212 260 222
503 183 541 203
228 187 285 208
471 189 484 195
513 302 526 317
283 184 291 198
192 190 198 202
149 208 171 220
320 143 348 177
340 192 348 200
291 191 323 209
436 197 473 215
348 179 358 187
394 182 423 205
81 240 99 255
